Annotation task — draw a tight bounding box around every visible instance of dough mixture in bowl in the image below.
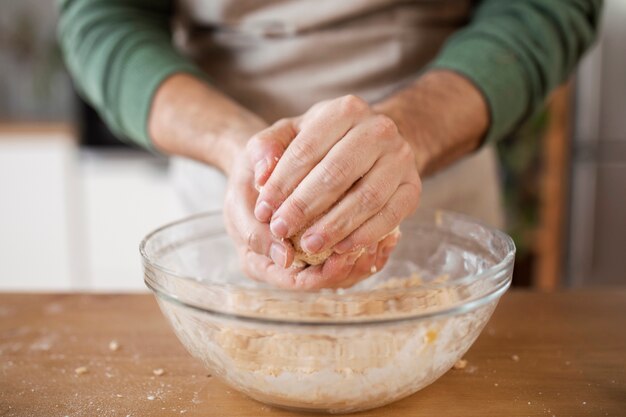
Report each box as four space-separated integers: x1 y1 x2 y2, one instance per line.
159 275 496 413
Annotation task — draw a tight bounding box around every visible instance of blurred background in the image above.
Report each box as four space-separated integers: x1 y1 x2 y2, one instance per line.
1 0 624 292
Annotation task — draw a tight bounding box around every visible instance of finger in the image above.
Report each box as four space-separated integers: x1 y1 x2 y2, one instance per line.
292 244 374 290
269 119 389 243
238 213 295 268
373 231 400 272
255 95 370 225
239 250 304 289
343 235 398 284
228 178 295 267
246 119 296 189
293 252 355 290
332 244 380 289
334 182 419 254
295 152 401 255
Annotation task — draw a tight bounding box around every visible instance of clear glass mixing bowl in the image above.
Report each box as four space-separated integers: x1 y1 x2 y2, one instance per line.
141 210 515 414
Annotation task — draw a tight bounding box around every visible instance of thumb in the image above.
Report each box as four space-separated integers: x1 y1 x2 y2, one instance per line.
246 118 298 188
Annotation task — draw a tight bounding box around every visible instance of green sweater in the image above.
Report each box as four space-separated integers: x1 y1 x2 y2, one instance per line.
58 0 602 149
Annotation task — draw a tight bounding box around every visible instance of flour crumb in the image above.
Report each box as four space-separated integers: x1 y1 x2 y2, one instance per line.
74 366 88 375
153 368 165 376
453 359 468 370
370 266 377 273
511 354 520 362
147 395 156 401
109 340 120 351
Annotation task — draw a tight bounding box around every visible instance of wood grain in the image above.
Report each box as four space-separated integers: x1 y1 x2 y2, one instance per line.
1 290 624 416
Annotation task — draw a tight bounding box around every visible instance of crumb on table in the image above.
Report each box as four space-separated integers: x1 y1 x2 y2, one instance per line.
109 340 120 351
74 366 88 375
453 359 468 370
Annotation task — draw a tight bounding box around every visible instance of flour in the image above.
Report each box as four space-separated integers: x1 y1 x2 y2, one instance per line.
159 276 497 413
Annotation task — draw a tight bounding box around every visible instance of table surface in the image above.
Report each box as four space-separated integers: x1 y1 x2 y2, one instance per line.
1 290 625 417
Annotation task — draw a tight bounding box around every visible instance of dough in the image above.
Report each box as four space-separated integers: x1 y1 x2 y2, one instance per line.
290 225 401 267
164 272 496 413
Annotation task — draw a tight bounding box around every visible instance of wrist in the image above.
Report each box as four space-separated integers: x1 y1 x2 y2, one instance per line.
148 72 267 176
213 117 267 176
374 69 488 176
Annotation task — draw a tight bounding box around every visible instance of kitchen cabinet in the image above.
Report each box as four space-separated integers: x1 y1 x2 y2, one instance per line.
0 129 78 290
0 126 183 291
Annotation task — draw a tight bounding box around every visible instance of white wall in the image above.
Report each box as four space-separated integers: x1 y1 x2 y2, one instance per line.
0 129 184 291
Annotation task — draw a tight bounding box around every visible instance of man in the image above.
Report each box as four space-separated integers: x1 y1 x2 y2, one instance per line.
59 0 602 289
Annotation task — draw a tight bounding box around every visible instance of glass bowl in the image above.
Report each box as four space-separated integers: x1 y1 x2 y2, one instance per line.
141 210 515 414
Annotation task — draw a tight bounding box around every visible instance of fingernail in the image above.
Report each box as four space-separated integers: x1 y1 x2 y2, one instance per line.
270 243 287 267
367 244 377 255
334 240 353 254
254 158 269 185
302 233 324 254
270 217 288 238
254 200 273 222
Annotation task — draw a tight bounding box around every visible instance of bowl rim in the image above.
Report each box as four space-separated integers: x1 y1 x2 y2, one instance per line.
140 210 516 324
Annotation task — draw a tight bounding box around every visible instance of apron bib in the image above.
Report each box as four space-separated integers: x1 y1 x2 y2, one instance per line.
170 0 504 227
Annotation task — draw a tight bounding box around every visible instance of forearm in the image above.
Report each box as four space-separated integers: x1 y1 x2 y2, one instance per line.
428 0 602 144
374 70 488 176
148 73 266 175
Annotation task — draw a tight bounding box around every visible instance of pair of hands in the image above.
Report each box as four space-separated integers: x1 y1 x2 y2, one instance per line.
224 95 421 290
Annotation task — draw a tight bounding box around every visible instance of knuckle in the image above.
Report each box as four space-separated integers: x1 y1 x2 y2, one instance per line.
248 129 270 146
319 158 351 187
286 195 309 219
352 229 373 249
262 180 286 202
275 117 292 127
382 203 403 226
356 183 384 211
290 139 317 162
338 94 368 116
371 114 398 138
324 216 352 238
245 134 263 155
398 141 414 161
275 118 297 136
245 229 262 252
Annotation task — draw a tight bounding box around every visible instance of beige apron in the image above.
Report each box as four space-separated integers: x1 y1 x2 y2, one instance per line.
170 0 504 228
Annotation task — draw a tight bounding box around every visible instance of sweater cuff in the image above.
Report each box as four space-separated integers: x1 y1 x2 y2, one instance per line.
430 35 531 143
115 45 206 149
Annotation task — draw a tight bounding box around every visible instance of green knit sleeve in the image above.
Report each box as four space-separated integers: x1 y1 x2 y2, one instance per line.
430 0 603 143
58 0 206 148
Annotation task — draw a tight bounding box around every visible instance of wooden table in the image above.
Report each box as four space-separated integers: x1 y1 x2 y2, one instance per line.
1 290 624 417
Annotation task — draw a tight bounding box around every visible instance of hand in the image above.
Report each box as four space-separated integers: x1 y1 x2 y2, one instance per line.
224 152 401 290
247 95 421 267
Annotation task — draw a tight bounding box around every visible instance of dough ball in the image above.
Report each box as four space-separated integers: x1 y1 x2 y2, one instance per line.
290 226 401 267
